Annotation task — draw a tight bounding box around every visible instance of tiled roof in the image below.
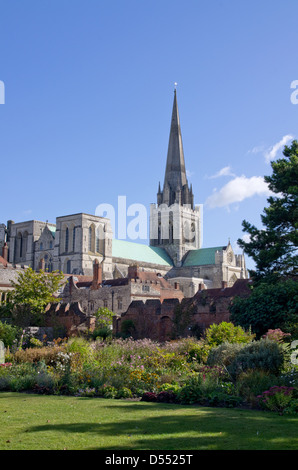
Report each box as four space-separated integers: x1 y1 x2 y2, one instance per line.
112 239 173 266
193 278 252 301
182 246 226 266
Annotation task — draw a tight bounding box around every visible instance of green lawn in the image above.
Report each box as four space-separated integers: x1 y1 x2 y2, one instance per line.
0 392 297 450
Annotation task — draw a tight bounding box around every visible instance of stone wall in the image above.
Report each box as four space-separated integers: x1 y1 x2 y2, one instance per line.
45 302 96 337
113 298 182 342
114 279 252 341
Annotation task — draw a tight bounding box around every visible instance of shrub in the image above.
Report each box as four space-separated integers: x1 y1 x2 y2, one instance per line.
92 327 112 340
257 386 295 414
207 342 245 368
13 345 66 365
33 373 55 394
207 339 284 380
205 322 254 348
0 375 10 391
236 369 281 406
207 391 243 408
159 383 181 394
29 337 43 348
66 338 93 361
120 320 135 337
177 374 219 405
9 374 37 392
227 339 285 379
141 392 157 402
157 390 177 403
116 387 133 399
186 343 211 364
98 384 117 398
76 387 97 397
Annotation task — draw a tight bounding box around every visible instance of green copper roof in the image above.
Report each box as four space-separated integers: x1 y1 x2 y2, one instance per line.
48 226 56 238
112 239 173 266
183 246 226 267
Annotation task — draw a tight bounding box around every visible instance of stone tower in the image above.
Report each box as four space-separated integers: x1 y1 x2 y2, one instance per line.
150 89 202 266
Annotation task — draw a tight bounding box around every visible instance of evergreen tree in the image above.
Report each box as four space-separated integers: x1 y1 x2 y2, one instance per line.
238 140 298 281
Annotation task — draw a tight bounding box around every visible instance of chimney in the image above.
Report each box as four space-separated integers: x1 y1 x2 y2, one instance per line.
92 259 102 289
128 264 139 280
2 242 8 261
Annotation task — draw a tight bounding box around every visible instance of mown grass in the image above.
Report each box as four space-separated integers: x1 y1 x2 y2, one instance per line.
0 392 297 450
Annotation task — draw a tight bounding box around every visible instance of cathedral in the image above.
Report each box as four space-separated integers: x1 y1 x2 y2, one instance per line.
0 90 248 297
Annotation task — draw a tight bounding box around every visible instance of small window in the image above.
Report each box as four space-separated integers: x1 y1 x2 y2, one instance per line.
40 242 43 251
117 298 122 310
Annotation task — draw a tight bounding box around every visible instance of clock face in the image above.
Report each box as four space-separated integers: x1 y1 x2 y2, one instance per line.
227 252 233 264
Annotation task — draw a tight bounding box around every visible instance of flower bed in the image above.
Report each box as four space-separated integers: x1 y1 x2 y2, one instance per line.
0 326 297 414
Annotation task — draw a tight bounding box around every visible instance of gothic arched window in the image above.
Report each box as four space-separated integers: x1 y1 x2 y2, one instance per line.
89 224 95 252
65 227 69 252
66 260 71 274
169 211 174 244
17 232 23 258
72 227 76 252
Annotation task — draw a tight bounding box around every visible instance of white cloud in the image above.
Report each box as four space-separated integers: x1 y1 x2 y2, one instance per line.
205 175 272 209
207 166 236 179
264 135 293 164
233 234 252 253
247 145 265 155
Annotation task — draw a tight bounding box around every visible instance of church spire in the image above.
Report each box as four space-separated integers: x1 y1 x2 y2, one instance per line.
159 88 193 208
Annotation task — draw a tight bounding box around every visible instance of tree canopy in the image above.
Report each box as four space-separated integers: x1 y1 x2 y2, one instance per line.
230 278 298 338
9 268 65 314
238 140 298 282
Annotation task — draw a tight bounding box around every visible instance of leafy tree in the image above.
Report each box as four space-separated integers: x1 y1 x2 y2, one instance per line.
94 307 114 329
0 320 22 348
229 279 298 338
8 268 65 326
92 307 115 339
238 140 298 281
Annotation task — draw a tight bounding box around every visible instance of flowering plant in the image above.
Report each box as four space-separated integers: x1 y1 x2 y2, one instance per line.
257 385 295 414
262 329 291 343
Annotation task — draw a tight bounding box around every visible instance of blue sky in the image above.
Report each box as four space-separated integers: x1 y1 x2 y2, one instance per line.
0 0 297 270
